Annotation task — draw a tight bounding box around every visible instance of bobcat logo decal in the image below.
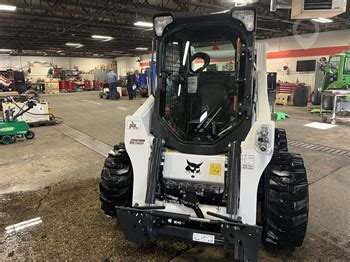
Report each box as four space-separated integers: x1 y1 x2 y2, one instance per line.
185 160 203 178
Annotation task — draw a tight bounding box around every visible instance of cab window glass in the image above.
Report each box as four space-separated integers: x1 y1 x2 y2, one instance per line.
344 58 350 74
190 41 235 72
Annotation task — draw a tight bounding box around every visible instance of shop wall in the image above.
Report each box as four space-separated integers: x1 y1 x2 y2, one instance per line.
115 57 140 77
260 29 350 89
137 29 350 89
0 55 113 79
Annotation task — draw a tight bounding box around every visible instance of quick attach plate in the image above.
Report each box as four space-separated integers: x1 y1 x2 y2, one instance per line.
116 206 262 261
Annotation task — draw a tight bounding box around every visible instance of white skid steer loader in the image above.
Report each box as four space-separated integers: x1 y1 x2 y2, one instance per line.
99 6 308 261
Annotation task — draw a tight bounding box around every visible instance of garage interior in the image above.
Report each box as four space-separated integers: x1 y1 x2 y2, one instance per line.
0 0 349 261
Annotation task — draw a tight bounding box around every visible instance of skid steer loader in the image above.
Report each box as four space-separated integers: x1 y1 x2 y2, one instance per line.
99 7 308 261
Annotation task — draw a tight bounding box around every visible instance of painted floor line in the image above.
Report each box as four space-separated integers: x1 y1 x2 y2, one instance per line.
56 124 112 157
56 123 350 159
289 140 350 158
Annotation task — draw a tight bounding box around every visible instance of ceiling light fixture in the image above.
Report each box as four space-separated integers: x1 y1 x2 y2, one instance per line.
0 49 12 52
0 4 16 11
91 35 113 41
134 21 153 27
135 47 148 51
65 42 83 48
311 17 333 23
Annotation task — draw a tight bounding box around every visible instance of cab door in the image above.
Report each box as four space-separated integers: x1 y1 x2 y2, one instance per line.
323 55 340 90
343 55 350 87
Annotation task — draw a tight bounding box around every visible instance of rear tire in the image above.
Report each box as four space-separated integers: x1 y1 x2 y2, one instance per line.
262 152 308 248
25 130 35 139
322 115 328 123
99 143 133 217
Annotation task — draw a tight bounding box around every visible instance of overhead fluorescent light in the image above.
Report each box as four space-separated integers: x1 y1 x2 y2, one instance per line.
0 4 16 11
0 49 12 52
311 17 333 23
135 47 148 51
65 42 81 46
134 21 153 27
91 35 111 39
65 42 83 48
91 35 113 41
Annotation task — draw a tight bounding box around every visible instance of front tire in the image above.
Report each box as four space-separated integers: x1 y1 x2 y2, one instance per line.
99 143 133 217
322 96 333 110
311 90 321 105
262 152 309 248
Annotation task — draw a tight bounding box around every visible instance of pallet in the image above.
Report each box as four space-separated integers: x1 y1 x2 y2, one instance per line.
276 93 293 106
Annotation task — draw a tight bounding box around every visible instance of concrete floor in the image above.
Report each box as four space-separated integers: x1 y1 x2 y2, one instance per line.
0 91 349 261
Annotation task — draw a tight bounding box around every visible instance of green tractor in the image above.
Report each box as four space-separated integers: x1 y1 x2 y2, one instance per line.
311 51 350 109
0 98 36 144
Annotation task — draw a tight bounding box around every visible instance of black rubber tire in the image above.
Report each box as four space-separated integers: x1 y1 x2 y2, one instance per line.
311 90 321 105
274 128 288 153
322 96 333 110
262 152 308 248
99 143 133 217
25 130 35 139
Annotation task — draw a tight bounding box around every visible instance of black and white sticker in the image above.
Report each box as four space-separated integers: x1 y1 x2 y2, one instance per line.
192 233 215 244
129 138 145 145
242 155 255 170
127 120 141 130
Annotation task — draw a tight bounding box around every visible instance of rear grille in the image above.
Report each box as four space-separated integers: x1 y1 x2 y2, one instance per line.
304 0 332 10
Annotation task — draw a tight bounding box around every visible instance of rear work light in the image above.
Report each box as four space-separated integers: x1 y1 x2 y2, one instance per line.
154 15 174 37
232 9 256 32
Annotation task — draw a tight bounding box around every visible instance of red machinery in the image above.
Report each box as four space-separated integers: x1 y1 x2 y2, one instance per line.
58 80 75 92
0 70 27 93
92 80 99 91
65 81 75 92
277 83 299 94
83 80 92 91
58 80 65 91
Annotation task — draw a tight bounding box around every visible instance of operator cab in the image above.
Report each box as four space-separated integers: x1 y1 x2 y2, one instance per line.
152 8 256 155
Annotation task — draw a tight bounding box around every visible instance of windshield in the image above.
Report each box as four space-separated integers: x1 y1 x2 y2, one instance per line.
344 57 350 74
160 26 244 143
328 56 340 71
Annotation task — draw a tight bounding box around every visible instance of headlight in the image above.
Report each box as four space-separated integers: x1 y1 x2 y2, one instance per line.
154 15 173 37
232 9 256 32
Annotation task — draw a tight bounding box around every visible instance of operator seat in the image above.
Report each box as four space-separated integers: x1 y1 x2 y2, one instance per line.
194 72 235 119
